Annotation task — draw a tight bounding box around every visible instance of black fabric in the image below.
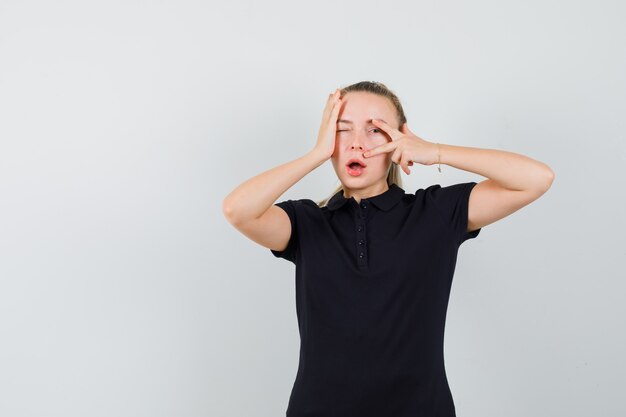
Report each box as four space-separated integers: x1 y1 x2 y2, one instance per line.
270 182 481 417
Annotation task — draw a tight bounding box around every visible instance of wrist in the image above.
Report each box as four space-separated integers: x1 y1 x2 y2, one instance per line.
428 142 439 164
432 142 444 172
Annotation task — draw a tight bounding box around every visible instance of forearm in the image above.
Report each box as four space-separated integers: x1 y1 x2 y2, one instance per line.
222 150 326 225
438 143 555 192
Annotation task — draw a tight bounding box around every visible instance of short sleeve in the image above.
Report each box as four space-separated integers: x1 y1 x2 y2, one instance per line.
427 181 481 245
270 199 298 263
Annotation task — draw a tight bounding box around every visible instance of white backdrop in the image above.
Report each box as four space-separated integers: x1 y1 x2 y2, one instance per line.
1 1 624 416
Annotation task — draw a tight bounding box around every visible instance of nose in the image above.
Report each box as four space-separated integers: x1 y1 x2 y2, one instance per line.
350 133 367 151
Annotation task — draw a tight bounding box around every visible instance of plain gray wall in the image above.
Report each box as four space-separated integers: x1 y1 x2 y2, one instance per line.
0 0 624 416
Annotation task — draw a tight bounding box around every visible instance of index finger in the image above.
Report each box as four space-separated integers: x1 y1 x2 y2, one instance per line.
363 141 397 158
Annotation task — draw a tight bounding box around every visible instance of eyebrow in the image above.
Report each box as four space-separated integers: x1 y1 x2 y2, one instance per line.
337 119 386 124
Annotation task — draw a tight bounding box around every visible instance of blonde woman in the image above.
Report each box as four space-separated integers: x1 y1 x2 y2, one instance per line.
222 81 554 416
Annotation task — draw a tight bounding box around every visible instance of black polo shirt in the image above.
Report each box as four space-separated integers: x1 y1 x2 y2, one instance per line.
270 182 481 417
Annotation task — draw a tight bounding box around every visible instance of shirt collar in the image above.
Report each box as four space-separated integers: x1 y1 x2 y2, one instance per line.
326 183 404 212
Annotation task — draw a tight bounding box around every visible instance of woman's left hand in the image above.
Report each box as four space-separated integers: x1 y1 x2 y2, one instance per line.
363 120 439 175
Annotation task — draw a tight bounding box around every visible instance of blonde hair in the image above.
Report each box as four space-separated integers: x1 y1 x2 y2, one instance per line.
316 81 407 207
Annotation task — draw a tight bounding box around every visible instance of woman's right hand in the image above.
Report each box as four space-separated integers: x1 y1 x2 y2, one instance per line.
311 89 343 161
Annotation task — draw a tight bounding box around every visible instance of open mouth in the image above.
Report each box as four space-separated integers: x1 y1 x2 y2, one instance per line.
346 158 367 176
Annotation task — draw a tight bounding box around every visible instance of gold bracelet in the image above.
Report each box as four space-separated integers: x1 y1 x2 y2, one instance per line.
436 143 442 173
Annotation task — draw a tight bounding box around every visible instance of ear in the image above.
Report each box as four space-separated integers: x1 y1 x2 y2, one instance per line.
401 123 407 133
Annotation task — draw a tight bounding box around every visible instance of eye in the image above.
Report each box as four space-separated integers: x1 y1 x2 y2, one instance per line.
371 128 381 133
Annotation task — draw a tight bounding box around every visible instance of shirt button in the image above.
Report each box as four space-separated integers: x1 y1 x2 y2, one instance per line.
361 202 367 209
359 252 364 258
357 225 363 232
358 239 364 245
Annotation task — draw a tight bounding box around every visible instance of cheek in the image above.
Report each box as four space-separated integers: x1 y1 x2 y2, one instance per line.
365 155 390 170
330 150 344 167
366 137 388 151
373 135 389 146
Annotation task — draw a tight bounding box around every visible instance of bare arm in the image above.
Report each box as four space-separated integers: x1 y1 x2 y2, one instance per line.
222 151 326 252
222 89 343 252
436 144 555 232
